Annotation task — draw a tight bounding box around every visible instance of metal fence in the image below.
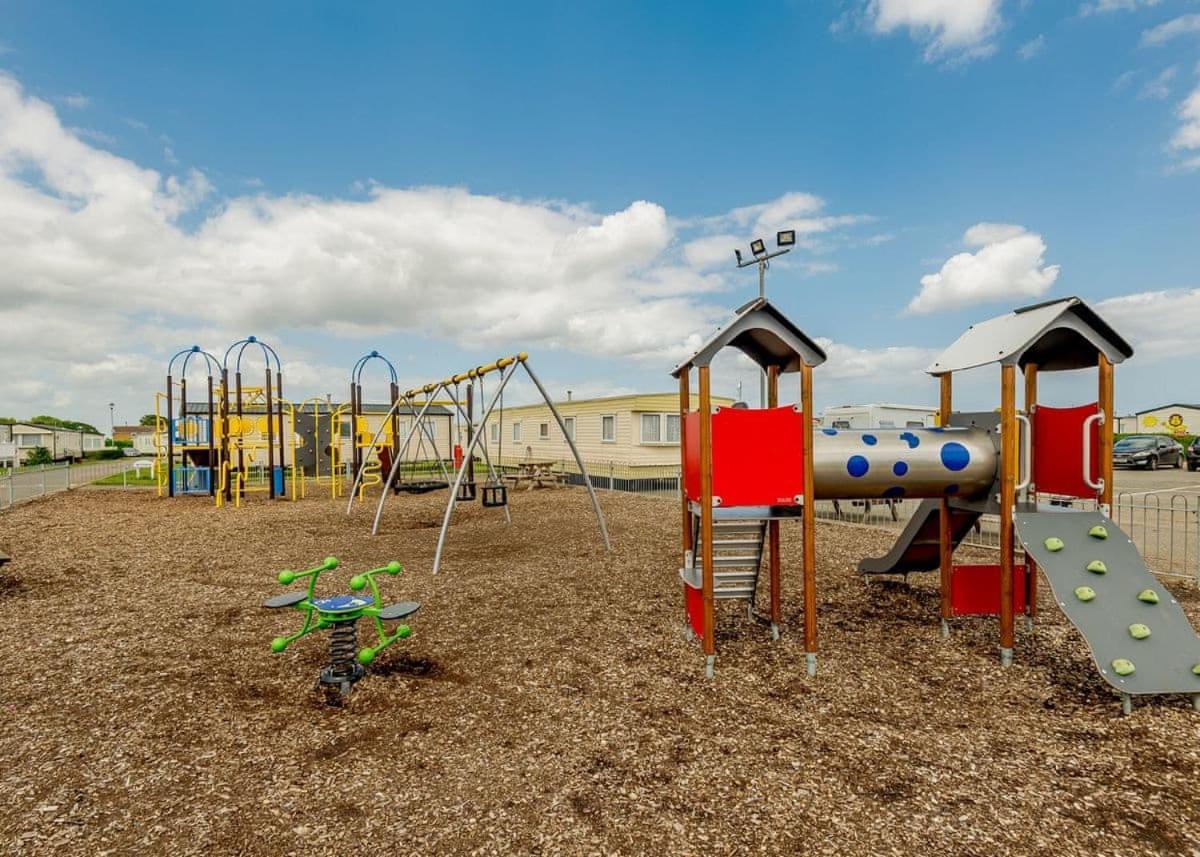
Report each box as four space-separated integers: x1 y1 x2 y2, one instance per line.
0 460 135 511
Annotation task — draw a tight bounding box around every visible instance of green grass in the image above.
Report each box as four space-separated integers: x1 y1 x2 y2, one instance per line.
92 471 158 486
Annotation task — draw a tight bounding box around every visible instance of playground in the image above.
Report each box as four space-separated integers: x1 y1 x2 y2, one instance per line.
1 487 1198 856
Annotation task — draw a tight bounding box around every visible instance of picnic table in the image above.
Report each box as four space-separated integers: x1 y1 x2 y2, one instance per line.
503 460 564 490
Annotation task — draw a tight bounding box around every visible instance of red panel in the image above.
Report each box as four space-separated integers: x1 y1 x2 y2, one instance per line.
684 406 806 507
1033 403 1099 499
950 563 1028 617
684 580 704 638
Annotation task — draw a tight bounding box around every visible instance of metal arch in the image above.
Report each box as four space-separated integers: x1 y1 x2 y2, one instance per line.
223 336 282 374
352 350 398 386
520 360 611 553
169 345 220 378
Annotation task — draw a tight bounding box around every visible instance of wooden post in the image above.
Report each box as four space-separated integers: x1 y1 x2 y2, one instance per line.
999 363 1017 666
767 365 781 635
1098 354 1115 513
938 373 952 635
1024 364 1039 622
679 369 692 623
800 361 817 675
698 366 716 670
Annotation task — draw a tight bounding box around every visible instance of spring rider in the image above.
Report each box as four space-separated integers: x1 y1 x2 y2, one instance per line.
263 556 420 702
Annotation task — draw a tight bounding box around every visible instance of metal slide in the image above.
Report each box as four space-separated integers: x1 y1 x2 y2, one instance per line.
857 498 982 575
1016 509 1200 700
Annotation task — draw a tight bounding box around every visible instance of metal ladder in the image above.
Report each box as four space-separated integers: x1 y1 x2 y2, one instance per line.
690 518 768 604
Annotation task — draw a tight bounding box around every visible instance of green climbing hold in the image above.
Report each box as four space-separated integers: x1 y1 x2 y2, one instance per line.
349 575 366 591
1045 537 1065 552
278 570 296 585
1137 589 1160 604
271 637 288 653
1111 658 1136 676
1129 623 1152 640
357 647 376 665
1086 560 1108 575
1089 525 1109 540
323 556 339 569
397 624 412 639
1193 664 1200 676
387 560 402 574
1074 586 1096 602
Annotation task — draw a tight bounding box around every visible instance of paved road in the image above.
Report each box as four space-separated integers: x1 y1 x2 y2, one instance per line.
1112 466 1200 497
0 461 136 508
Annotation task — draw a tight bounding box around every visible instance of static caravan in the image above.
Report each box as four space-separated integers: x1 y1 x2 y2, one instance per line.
820 403 937 430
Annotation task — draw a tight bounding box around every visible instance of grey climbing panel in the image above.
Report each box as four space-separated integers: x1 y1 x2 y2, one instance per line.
1016 509 1200 697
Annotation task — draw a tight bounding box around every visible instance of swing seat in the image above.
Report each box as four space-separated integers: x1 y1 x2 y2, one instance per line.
263 591 308 609
378 600 421 621
397 480 449 495
457 481 477 502
481 482 508 508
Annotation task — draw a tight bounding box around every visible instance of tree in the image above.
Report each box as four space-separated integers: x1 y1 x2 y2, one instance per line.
25 446 53 466
139 414 158 426
29 415 100 434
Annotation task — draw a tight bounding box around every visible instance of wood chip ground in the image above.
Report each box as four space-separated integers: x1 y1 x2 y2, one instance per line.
0 488 1197 856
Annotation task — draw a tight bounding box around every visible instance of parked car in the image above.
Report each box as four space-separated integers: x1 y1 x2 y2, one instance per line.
1187 438 1200 472
1112 435 1184 470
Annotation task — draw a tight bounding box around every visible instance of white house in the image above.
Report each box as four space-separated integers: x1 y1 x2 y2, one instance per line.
1123 403 1200 438
3 422 105 463
819 403 938 430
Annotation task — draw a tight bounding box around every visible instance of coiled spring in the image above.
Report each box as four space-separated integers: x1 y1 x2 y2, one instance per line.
326 621 359 679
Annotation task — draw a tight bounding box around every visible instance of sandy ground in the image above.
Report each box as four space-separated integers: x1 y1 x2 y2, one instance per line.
0 488 1198 856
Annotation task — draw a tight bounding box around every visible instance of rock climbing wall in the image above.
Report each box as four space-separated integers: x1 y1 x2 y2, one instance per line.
1016 509 1200 697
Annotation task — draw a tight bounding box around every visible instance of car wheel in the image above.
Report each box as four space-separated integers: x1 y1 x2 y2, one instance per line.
1174 454 1182 469
1190 462 1198 472
1147 456 1158 471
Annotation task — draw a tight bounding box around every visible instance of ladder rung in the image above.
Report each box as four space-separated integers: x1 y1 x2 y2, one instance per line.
714 587 755 599
714 555 762 567
712 538 763 549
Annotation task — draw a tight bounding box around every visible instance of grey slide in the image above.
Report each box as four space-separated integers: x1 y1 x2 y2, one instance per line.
1017 509 1200 698
858 498 982 575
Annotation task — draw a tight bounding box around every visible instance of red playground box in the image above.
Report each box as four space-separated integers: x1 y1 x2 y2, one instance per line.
684 405 806 508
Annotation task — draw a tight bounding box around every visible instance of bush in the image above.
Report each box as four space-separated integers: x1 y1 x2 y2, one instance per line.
85 448 125 461
25 447 53 466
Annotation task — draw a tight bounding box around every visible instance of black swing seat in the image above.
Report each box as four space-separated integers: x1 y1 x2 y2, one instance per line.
263 591 308 609
457 481 477 501
481 483 508 508
396 480 449 495
378 601 421 621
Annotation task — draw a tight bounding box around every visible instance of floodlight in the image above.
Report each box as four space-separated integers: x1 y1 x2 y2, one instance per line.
750 238 767 257
734 249 744 265
776 229 796 247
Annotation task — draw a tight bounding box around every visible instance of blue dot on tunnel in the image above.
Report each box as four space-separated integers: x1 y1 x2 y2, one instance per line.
822 428 838 436
884 486 905 498
847 455 869 478
940 442 970 472
893 461 908 476
945 483 959 495
899 431 920 449
862 434 877 446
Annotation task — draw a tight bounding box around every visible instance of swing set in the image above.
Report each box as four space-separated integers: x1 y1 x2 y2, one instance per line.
348 352 611 574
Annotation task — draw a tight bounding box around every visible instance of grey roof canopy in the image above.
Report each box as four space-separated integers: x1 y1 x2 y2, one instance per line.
671 298 827 377
927 296 1134 375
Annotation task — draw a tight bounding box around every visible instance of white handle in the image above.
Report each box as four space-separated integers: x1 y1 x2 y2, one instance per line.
1015 414 1032 493
1082 412 1105 493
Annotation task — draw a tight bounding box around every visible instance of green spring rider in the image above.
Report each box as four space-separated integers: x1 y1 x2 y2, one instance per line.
263 556 420 703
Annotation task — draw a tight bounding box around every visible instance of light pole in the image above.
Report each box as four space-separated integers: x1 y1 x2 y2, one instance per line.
734 230 796 406
108 402 115 444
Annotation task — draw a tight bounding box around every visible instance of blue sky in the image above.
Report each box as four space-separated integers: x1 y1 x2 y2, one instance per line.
1 0 1198 430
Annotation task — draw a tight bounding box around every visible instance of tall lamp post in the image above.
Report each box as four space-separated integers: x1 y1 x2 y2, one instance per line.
734 230 795 406
108 402 115 443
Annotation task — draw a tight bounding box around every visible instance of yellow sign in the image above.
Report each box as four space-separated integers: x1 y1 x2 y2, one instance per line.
1167 413 1189 437
1142 415 1158 428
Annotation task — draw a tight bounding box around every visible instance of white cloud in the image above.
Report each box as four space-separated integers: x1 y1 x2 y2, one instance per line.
1018 35 1046 60
1140 14 1200 47
1138 65 1178 100
0 73 878 429
1080 0 1161 15
58 93 90 109
1169 85 1200 170
868 0 1003 63
816 339 939 381
906 223 1060 314
1097 289 1200 361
